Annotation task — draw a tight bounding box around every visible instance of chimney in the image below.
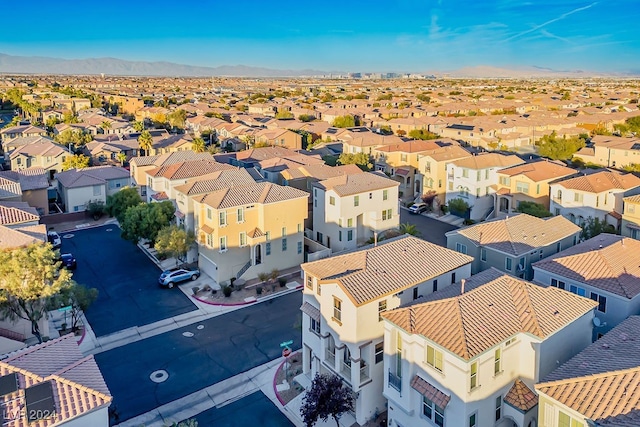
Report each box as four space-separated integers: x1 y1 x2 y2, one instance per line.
461 279 466 294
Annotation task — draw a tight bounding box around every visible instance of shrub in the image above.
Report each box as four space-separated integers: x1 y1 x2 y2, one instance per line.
448 198 470 214
256 286 263 295
279 277 287 287
222 285 232 297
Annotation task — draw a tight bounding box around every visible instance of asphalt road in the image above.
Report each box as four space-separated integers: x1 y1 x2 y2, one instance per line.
95 291 303 423
190 391 293 427
399 208 458 247
60 225 197 337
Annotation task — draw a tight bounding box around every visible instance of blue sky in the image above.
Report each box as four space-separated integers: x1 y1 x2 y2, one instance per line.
1 0 638 73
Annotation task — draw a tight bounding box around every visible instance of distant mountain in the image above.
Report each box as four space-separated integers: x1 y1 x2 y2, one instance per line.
434 65 633 78
0 53 330 77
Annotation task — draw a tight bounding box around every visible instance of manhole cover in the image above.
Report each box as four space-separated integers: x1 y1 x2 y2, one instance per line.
150 370 169 383
182 331 194 337
62 234 74 239
105 228 113 232
197 325 204 330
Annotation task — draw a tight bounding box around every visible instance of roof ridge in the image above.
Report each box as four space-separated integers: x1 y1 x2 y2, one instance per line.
454 297 471 359
4 334 75 363
52 354 96 376
46 374 112 402
598 248 634 299
513 281 544 337
537 365 640 388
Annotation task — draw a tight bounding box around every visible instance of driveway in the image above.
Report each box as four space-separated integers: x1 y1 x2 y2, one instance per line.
190 391 293 427
95 291 303 423
399 208 458 247
60 225 197 337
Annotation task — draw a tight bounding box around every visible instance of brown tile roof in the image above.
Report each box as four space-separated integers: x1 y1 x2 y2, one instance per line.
0 203 39 225
504 379 538 412
449 213 581 255
383 268 597 359
624 194 640 204
555 170 640 193
302 235 473 306
129 151 213 167
314 171 399 196
450 153 525 170
374 140 442 153
498 160 576 182
0 224 46 249
410 375 451 408
236 146 305 162
147 159 233 180
9 140 67 158
532 234 640 299
423 145 472 162
198 182 308 209
150 191 169 201
173 168 256 196
248 227 264 238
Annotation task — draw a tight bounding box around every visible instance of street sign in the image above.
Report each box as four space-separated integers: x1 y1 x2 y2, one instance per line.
57 306 72 312
280 340 293 348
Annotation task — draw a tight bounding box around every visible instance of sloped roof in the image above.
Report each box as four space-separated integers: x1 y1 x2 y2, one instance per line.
129 151 213 167
56 166 129 189
0 168 49 191
498 160 576 182
532 234 640 299
0 224 46 249
197 182 308 209
147 159 233 180
504 379 538 412
450 153 524 170
554 170 640 193
314 171 399 196
449 213 581 256
0 202 39 225
382 268 597 359
173 168 256 196
302 235 473 306
410 375 450 408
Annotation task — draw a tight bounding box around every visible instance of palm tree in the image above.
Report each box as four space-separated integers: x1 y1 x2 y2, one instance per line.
137 130 153 156
100 120 112 134
399 222 421 237
192 137 205 153
116 152 127 166
133 121 144 132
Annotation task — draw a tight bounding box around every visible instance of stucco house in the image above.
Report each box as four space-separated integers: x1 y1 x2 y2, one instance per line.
56 166 129 213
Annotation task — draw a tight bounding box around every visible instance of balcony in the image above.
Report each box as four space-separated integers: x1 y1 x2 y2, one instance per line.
360 364 370 384
326 349 336 367
341 361 352 380
388 371 402 392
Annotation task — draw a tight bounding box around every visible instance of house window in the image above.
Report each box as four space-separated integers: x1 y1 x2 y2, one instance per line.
629 204 636 214
590 292 607 313
505 337 516 346
333 297 342 323
347 218 353 227
422 397 444 427
219 211 227 227
499 176 510 186
413 288 419 300
395 331 402 378
451 272 456 284
383 189 388 200
266 242 271 256
462 169 469 178
574 193 583 202
206 234 213 247
455 243 467 254
480 248 487 262
219 236 227 252
306 275 313 289
282 227 286 237
516 181 529 193
298 223 302 233
470 362 478 390
282 238 287 251
551 278 566 289
298 241 302 254
494 348 501 375
237 207 244 223
476 170 481 181
347 230 353 241
401 154 407 162
265 231 270 241
310 317 320 334
329 196 335 205
338 231 342 241
93 185 101 196
505 258 512 271
433 279 438 292
426 345 443 372
469 413 477 427
378 300 387 321
375 342 384 364
570 285 586 297
382 208 392 220
495 395 502 421
556 242 561 252
354 195 359 207
239 232 247 247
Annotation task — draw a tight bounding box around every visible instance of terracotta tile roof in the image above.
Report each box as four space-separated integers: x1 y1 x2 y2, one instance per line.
532 234 640 299
0 176 22 199
147 159 233 180
555 170 640 193
314 171 399 196
449 213 581 256
173 169 257 196
150 191 168 201
498 160 576 182
383 268 597 359
374 140 442 153
422 145 472 162
198 182 308 209
410 375 450 408
0 224 46 249
248 227 264 238
236 146 305 162
302 235 473 306
450 153 525 170
0 203 39 225
504 379 538 412
624 194 640 204
129 151 212 167
300 302 320 322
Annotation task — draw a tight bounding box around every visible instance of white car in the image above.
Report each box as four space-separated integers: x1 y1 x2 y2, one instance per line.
408 203 428 214
47 231 62 249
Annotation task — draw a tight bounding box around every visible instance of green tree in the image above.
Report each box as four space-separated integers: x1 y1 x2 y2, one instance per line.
45 116 60 133
448 198 470 215
116 151 127 166
332 115 356 128
85 200 106 219
416 93 431 103
399 222 421 236
536 131 586 161
2 116 21 129
62 111 79 124
337 152 372 171
192 137 206 153
298 114 315 122
516 201 553 218
54 128 93 147
300 374 355 427
0 244 73 343
52 283 98 332
154 225 196 265
580 216 616 240
133 121 144 132
138 130 153 156
106 187 142 223
100 120 112 133
408 129 440 140
275 111 294 119
167 109 187 129
62 154 90 171
120 201 175 245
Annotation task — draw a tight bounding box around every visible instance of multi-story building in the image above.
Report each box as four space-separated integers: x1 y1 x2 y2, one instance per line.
621 194 640 239
382 268 597 427
446 213 581 280
300 235 473 425
446 153 524 221
193 182 308 283
312 171 399 252
418 144 472 205
56 166 130 213
573 134 640 169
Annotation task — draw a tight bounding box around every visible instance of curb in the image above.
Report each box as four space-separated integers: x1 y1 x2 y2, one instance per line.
191 294 257 307
57 219 119 234
76 325 87 345
273 350 301 407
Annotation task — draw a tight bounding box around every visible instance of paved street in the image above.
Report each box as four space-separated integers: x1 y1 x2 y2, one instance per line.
96 291 303 423
399 208 458 247
190 391 293 427
61 224 197 337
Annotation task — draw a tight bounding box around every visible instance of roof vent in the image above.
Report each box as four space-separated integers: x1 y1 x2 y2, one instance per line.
461 279 466 294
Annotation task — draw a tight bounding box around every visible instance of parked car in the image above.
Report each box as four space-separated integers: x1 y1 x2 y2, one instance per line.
408 202 428 214
58 253 77 270
48 231 62 249
159 268 200 288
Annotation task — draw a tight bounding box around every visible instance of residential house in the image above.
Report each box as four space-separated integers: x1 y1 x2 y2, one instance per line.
493 160 577 216
56 166 129 213
382 268 597 427
255 128 303 150
532 233 640 340
194 182 308 284
549 169 640 229
418 145 472 206
0 168 50 215
312 172 400 252
0 202 40 228
2 135 51 163
233 146 322 169
446 213 581 280
0 223 46 250
0 334 112 426
0 125 47 143
339 128 404 156
446 153 525 221
535 316 640 427
621 194 640 239
300 235 474 425
9 139 69 179
573 134 640 168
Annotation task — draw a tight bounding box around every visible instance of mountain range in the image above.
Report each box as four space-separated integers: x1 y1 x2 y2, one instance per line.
0 53 635 78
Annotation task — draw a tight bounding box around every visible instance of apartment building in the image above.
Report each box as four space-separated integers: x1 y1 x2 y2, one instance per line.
382 268 597 427
417 145 472 205
300 236 473 425
312 171 399 252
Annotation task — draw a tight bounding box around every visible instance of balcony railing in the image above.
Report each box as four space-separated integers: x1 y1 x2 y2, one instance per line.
326 349 336 367
388 371 402 392
341 361 352 379
360 364 370 383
